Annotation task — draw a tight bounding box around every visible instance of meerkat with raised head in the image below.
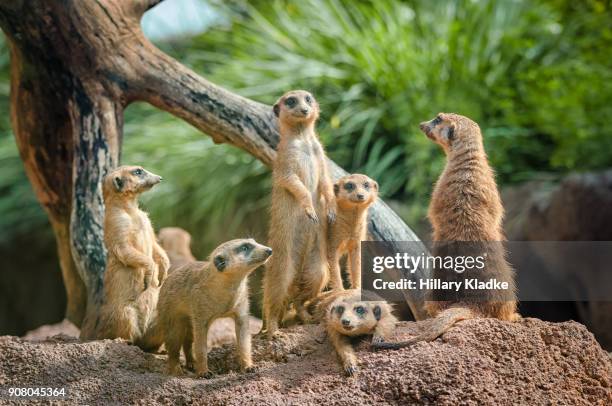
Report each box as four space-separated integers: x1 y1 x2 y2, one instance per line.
96 165 170 351
158 238 272 377
327 174 378 291
374 113 519 350
316 289 396 376
263 90 336 338
158 227 196 268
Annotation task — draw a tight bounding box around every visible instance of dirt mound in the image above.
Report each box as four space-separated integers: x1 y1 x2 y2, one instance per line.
22 317 262 349
1 318 610 405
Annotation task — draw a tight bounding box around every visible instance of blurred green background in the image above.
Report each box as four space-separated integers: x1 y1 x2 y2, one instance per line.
0 0 611 333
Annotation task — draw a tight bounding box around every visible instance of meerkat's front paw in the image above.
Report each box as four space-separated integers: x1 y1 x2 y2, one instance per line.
196 370 215 379
327 206 337 224
371 335 385 345
344 362 359 377
304 206 319 224
242 364 257 374
143 260 158 290
166 365 182 376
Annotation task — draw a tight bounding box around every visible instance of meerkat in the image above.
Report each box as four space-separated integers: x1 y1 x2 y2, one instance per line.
374 113 518 350
158 227 196 268
263 90 336 338
316 289 396 376
327 174 378 291
158 238 272 377
96 165 170 351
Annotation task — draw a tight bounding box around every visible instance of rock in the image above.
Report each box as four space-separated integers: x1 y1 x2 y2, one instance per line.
1 318 610 404
502 170 612 350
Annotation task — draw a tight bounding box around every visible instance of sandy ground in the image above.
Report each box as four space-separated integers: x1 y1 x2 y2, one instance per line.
1 318 610 405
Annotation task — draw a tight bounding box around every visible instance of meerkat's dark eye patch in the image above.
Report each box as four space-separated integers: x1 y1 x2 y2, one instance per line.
213 255 227 272
132 168 143 176
284 97 297 108
373 305 382 321
354 306 366 316
334 305 345 316
113 176 124 191
363 182 370 189
305 95 313 105
344 182 355 192
236 243 253 254
447 126 455 140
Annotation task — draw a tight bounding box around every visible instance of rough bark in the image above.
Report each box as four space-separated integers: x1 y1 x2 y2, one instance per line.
0 0 429 331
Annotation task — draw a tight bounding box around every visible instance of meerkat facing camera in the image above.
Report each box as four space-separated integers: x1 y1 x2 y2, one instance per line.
263 90 336 338
374 113 518 350
327 174 378 291
95 165 170 351
158 227 196 268
317 289 396 376
158 238 272 377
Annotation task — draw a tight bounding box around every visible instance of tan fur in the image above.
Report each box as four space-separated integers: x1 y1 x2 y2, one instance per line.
328 174 378 290
263 90 336 338
374 113 518 350
158 227 196 268
158 238 272 377
96 165 170 351
317 289 396 376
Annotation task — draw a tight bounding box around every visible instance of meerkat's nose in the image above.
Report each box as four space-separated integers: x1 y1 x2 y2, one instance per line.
419 122 429 132
356 193 365 201
341 319 350 326
265 248 273 257
300 108 309 115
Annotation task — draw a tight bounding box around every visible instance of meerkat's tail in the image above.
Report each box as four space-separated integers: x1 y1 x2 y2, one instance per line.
372 307 474 350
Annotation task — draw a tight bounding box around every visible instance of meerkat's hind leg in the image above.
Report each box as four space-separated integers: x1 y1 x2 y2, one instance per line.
182 323 195 371
165 331 184 376
263 250 296 339
296 233 329 323
347 246 362 290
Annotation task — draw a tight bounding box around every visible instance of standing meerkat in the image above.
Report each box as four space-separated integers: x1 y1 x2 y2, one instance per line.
158 238 272 377
97 165 170 351
374 113 518 350
316 289 396 376
327 174 378 291
158 227 196 268
263 90 336 338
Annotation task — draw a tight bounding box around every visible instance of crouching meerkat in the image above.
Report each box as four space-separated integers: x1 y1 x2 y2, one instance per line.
158 227 196 268
158 238 272 377
97 165 170 351
374 113 519 350
328 174 378 291
316 289 396 376
263 90 336 338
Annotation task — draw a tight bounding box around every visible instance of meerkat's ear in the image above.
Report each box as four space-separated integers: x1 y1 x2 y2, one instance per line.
213 255 227 272
373 181 379 191
273 103 280 117
373 305 382 321
334 183 340 196
113 176 124 192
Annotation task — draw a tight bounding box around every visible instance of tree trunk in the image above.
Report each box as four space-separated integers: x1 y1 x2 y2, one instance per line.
0 0 429 332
